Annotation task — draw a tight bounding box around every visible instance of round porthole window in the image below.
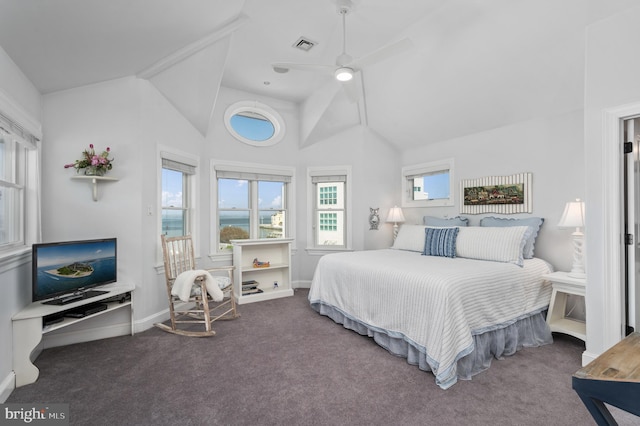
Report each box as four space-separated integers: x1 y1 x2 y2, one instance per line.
224 101 285 147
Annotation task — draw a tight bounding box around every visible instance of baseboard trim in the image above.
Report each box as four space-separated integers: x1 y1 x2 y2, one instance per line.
293 280 311 289
0 372 15 403
134 308 169 334
582 350 597 366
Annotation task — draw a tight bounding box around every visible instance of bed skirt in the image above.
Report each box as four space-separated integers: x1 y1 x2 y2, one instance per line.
310 301 553 389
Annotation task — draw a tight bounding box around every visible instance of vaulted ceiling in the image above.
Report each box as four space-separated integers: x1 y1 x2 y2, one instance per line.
0 0 618 150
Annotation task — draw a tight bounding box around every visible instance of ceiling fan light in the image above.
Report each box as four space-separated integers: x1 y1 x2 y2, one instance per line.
335 67 354 82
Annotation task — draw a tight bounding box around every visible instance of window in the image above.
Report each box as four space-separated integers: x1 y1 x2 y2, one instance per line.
212 161 294 254
160 152 197 238
402 158 454 208
0 115 38 255
229 112 274 142
224 101 285 147
307 166 352 252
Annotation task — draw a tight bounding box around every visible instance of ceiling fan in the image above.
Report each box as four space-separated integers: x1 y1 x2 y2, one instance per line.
271 0 413 103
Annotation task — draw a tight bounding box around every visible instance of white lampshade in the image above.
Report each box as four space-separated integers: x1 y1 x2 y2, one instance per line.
386 206 405 223
558 198 585 230
335 67 354 82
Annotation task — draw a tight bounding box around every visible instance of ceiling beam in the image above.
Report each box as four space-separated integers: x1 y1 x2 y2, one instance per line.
137 14 248 79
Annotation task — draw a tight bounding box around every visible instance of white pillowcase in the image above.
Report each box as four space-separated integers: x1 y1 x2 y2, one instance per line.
455 226 532 266
391 224 427 252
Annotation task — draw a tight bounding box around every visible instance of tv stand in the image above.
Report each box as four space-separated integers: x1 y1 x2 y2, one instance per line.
12 281 135 387
42 289 109 306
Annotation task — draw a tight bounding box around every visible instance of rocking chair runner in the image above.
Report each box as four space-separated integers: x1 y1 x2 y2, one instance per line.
155 234 239 337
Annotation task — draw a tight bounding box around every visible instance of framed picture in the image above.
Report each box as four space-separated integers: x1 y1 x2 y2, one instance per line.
460 172 532 214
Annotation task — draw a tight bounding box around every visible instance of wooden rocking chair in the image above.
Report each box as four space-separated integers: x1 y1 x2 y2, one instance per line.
155 234 239 337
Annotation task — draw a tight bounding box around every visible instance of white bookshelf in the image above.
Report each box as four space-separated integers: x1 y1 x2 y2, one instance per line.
231 238 293 304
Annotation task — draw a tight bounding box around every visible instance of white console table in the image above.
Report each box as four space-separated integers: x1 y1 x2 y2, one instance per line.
12 281 135 387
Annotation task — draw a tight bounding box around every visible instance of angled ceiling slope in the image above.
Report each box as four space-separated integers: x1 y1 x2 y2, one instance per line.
299 77 363 147
138 16 247 136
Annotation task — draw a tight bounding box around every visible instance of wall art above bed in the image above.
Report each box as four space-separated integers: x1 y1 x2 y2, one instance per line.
460 172 532 214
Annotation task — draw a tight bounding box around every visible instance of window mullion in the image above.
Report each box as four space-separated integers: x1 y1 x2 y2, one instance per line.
250 180 259 239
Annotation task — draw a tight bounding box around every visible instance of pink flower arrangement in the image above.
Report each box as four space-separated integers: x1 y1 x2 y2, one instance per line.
64 144 113 175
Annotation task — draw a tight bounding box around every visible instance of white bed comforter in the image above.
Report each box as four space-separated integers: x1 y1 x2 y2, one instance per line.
308 249 553 388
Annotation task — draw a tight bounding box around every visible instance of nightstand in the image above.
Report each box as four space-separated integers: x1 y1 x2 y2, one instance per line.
543 271 586 342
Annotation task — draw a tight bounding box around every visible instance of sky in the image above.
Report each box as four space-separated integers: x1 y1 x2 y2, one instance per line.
422 172 450 199
218 179 283 210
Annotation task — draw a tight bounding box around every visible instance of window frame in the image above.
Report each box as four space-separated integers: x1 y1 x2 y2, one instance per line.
401 158 454 208
158 148 198 259
223 101 286 147
211 160 295 260
307 166 352 254
0 115 39 264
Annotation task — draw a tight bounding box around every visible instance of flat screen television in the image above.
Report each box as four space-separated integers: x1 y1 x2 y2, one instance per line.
32 238 117 305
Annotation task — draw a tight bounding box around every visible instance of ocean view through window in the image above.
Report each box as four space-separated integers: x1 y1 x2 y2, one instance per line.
161 154 196 238
214 164 293 253
219 211 284 238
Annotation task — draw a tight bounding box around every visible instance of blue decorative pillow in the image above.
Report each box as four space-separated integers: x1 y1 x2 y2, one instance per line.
479 216 544 259
423 227 459 258
423 216 469 227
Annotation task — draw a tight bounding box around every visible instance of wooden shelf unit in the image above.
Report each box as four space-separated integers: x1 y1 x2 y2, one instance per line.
231 238 293 304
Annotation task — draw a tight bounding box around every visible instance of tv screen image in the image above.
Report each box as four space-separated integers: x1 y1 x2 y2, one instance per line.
32 238 117 303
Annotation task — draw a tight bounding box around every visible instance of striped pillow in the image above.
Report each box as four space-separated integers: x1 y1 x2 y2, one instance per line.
456 226 532 266
422 227 459 258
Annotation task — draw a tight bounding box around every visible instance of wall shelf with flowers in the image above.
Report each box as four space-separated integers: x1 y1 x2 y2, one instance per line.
65 144 117 201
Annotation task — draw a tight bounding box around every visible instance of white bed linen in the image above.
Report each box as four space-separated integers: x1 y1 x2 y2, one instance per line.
308 249 553 388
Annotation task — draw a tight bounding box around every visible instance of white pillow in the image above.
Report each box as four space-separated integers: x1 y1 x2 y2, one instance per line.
391 224 427 252
455 226 532 266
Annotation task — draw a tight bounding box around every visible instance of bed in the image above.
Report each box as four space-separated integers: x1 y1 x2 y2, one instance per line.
308 219 553 389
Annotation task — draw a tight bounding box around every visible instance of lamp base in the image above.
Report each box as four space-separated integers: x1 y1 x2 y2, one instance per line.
568 231 586 280
567 271 586 279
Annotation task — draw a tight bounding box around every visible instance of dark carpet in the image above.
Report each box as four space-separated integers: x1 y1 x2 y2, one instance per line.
6 289 632 425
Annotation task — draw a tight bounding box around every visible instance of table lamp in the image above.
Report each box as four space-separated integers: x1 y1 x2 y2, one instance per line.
386 206 405 240
558 198 586 279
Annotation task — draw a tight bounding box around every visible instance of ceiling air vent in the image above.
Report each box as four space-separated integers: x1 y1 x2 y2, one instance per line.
292 37 317 52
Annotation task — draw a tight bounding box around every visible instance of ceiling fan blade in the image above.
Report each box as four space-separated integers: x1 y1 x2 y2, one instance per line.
350 37 414 70
271 62 334 74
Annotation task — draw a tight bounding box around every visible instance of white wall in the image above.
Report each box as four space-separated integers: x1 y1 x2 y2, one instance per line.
295 126 402 284
0 45 42 401
400 109 585 272
41 77 146 330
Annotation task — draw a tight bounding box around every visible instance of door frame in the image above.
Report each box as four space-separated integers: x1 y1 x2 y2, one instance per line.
597 102 640 361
